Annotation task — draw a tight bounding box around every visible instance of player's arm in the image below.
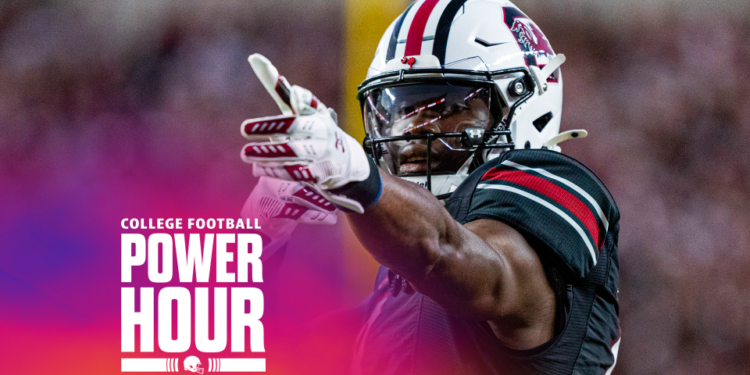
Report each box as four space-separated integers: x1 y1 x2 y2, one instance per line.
239 54 555 348
238 56 617 348
346 172 557 348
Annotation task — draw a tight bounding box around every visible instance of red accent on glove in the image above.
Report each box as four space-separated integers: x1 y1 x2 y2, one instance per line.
293 187 336 212
244 143 297 158
243 116 297 135
284 165 317 182
274 203 307 220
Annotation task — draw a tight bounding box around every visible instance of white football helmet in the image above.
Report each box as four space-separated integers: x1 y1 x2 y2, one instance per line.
184 356 204 374
358 0 586 198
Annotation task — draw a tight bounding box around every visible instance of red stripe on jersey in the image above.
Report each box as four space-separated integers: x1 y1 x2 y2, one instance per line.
482 169 602 249
405 0 440 57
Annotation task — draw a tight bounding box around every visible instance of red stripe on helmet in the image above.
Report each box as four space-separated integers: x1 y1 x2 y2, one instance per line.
404 0 440 57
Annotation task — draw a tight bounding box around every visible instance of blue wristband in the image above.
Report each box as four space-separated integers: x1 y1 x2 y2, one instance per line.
328 156 382 213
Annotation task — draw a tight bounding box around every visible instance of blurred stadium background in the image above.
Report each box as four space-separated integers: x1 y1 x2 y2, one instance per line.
1 0 750 373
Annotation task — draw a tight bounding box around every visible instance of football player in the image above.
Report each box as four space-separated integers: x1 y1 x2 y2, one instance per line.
240 0 621 374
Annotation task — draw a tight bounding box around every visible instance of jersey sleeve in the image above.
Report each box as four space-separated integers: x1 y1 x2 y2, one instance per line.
465 149 619 279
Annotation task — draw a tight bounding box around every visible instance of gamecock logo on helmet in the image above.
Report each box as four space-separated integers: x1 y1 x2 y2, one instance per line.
503 7 556 81
183 356 204 374
511 19 551 56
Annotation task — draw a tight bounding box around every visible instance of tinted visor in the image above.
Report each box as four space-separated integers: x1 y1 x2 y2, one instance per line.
361 83 495 176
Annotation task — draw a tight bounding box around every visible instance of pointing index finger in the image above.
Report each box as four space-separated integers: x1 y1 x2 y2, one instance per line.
248 54 295 115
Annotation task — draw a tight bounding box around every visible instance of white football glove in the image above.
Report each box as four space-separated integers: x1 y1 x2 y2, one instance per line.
241 176 337 257
240 54 377 213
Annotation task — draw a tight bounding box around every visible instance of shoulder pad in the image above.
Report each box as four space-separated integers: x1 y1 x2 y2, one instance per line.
465 150 619 279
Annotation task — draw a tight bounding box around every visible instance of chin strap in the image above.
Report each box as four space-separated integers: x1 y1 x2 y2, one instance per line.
529 54 566 95
543 129 588 151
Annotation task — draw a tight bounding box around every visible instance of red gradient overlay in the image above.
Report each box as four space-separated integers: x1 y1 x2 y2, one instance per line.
0 135 374 374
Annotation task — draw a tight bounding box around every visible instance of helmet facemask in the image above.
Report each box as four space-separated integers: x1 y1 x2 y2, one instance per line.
359 70 532 198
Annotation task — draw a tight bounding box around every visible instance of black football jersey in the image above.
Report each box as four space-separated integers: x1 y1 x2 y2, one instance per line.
353 149 621 375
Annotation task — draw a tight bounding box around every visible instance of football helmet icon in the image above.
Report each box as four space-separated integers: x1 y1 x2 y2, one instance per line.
183 356 204 374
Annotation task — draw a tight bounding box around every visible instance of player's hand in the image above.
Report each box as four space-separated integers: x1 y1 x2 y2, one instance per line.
241 176 337 257
240 54 376 213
